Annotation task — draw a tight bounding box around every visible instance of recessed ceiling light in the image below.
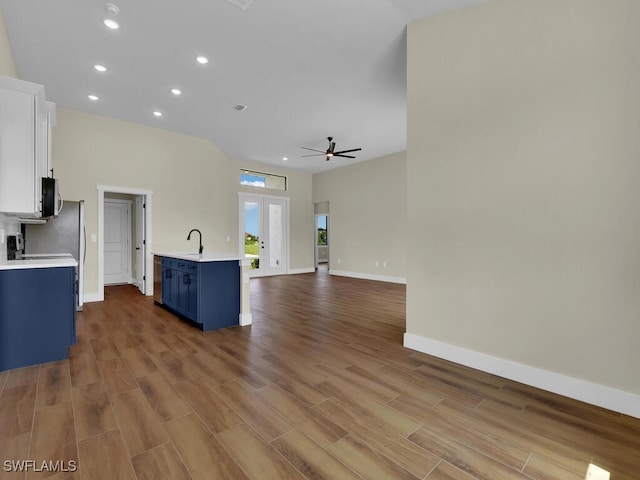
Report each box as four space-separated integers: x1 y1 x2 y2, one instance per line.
282 157 288 161
94 64 107 72
195 56 209 65
153 111 162 117
88 95 99 101
103 18 119 29
170 88 182 96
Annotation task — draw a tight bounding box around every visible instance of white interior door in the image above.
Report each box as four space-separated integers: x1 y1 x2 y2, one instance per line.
135 196 146 294
104 200 131 285
239 193 288 277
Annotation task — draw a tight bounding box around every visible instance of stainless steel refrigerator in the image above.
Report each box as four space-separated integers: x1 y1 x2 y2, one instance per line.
23 200 85 310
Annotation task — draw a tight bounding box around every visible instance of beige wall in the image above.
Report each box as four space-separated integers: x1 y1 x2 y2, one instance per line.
0 7 16 78
407 0 640 396
52 108 314 297
313 152 407 281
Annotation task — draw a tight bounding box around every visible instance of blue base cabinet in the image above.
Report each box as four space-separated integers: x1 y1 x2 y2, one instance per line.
0 266 76 371
161 258 240 331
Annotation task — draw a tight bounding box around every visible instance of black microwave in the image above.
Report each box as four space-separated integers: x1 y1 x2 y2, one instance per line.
41 177 60 218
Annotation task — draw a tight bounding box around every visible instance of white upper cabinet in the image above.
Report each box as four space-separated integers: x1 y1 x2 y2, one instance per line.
0 75 55 218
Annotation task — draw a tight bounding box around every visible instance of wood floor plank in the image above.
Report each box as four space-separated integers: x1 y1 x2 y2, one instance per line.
108 328 139 350
315 398 440 479
72 382 118 441
77 430 137 480
89 336 121 362
328 434 421 480
110 388 169 456
389 394 530 470
27 402 78 479
316 377 420 437
130 443 192 480
250 361 329 407
69 352 101 388
165 414 249 480
0 384 37 437
35 364 71 409
312 362 399 405
271 429 361 480
120 347 158 378
216 423 305 480
97 358 137 395
0 369 9 394
257 384 348 447
408 426 530 480
523 453 588 480
5 365 40 389
174 378 242 434
253 363 329 406
150 350 197 384
425 461 478 480
159 333 196 356
0 433 31 480
215 381 294 442
136 372 191 422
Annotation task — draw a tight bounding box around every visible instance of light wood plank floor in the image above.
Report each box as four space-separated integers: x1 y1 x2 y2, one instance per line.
1 267 639 479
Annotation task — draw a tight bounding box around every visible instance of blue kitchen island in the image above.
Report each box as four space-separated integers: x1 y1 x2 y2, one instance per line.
154 253 245 332
0 258 77 371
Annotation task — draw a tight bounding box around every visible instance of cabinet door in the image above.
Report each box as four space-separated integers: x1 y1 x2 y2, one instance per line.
162 266 174 307
186 273 198 322
174 270 187 315
0 87 38 215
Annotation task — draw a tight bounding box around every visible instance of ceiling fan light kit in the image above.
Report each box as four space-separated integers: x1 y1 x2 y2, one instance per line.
301 136 362 162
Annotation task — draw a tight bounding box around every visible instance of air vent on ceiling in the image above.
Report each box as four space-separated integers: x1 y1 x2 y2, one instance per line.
233 104 248 112
226 0 253 10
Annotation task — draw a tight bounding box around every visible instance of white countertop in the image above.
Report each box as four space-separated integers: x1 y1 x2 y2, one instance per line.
154 252 243 263
0 256 78 270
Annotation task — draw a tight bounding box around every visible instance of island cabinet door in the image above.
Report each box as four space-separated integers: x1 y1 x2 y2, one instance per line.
186 272 198 322
162 266 174 307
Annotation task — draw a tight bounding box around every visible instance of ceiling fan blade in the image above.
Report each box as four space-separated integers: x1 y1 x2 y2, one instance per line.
301 147 326 153
333 154 356 159
333 148 361 155
301 153 325 157
330 141 336 153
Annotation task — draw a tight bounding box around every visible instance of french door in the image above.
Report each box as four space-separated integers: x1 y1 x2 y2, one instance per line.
239 193 289 277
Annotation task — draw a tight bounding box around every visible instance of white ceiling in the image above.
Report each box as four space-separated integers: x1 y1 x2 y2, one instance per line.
0 0 486 173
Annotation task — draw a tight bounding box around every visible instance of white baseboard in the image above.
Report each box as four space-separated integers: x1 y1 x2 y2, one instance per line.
403 333 640 419
84 292 103 303
239 313 252 326
329 269 407 285
288 268 316 275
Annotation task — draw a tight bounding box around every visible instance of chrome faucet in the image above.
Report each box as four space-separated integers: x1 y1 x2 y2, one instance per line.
187 228 203 254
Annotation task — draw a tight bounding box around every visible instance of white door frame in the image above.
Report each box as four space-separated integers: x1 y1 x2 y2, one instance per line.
97 185 153 301
134 195 146 294
104 198 132 285
238 192 290 277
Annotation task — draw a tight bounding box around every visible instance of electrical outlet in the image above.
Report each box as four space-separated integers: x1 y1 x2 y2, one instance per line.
383 261 387 268
337 258 341 264
374 260 379 267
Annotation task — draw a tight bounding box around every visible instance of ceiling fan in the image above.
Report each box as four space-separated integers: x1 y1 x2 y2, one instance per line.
301 137 362 161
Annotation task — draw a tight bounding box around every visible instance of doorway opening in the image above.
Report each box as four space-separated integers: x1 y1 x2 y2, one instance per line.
238 193 289 277
315 214 329 267
97 185 153 301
